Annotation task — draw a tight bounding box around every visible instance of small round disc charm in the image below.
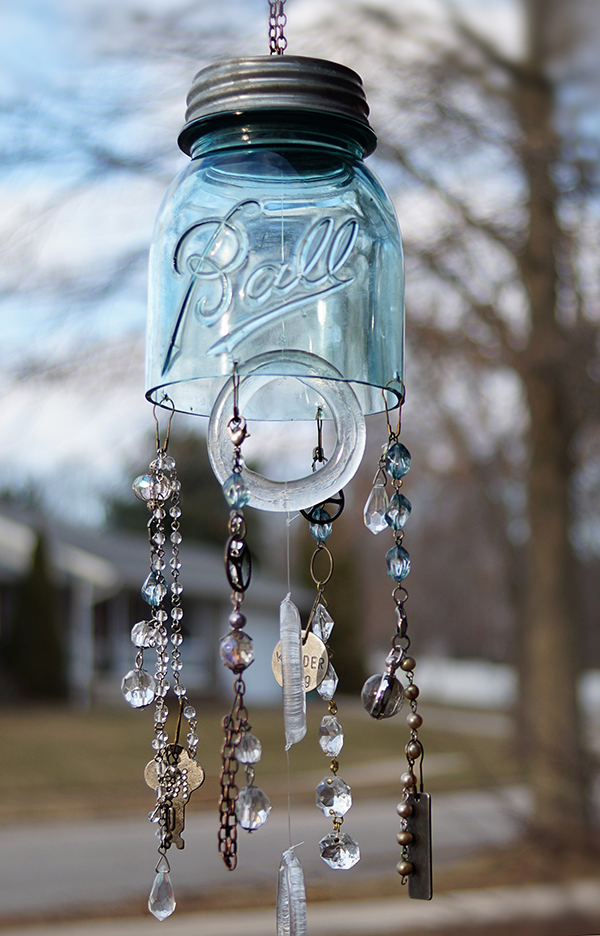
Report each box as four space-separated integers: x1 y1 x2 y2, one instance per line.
272 632 328 691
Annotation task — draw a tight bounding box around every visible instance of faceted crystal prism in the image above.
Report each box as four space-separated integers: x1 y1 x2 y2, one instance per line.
309 507 332 542
316 776 352 817
384 492 412 530
235 785 271 830
235 732 262 764
220 630 254 672
319 831 361 870
385 442 411 479
223 472 250 509
130 620 157 648
363 482 389 534
385 544 411 582
361 673 404 719
121 668 155 708
312 603 334 643
317 663 339 701
319 716 344 757
141 572 167 606
148 856 176 921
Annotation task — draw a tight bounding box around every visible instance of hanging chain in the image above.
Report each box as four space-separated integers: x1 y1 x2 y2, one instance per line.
269 0 287 54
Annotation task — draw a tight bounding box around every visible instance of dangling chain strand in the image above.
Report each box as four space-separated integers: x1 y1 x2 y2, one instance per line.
269 0 287 54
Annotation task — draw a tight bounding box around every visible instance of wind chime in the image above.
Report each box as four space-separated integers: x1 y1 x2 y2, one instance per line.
122 0 432 926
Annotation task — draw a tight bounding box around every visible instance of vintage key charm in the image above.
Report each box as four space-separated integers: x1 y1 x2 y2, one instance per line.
145 744 205 849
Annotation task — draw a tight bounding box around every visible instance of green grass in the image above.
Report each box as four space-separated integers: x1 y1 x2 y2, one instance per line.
0 699 521 825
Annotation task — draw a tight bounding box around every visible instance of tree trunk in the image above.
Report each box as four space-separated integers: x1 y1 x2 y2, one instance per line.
516 0 590 846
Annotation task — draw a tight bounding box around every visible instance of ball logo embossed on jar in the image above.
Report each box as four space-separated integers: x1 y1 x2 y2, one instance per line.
165 200 360 372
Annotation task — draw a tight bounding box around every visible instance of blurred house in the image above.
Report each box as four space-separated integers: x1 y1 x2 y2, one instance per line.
0 505 294 706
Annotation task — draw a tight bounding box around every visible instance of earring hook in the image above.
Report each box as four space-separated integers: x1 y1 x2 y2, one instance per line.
153 395 176 453
382 381 406 440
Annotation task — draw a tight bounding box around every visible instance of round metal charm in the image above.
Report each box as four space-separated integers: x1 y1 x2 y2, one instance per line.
272 631 329 691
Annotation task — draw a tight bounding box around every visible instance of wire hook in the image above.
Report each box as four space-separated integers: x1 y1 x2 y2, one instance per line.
381 380 406 440
153 396 175 453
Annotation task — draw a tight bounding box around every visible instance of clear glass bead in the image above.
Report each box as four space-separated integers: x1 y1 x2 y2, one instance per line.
148 856 176 921
152 508 166 520
171 478 181 492
141 572 167 606
171 632 183 646
155 609 168 622
183 705 196 720
385 491 412 530
154 706 168 723
152 531 166 546
385 544 411 582
309 507 332 542
169 505 182 518
130 620 157 649
121 669 155 708
385 442 411 479
312 602 334 643
223 472 250 509
170 530 182 545
156 681 170 697
361 673 404 719
150 554 165 572
171 660 183 672
133 474 171 502
235 785 271 830
171 607 184 622
316 776 352 817
152 737 167 750
170 557 182 571
317 663 338 701
186 732 198 746
220 630 254 672
171 581 183 596
363 481 389 534
319 715 344 757
174 684 187 697
319 831 360 870
235 732 262 764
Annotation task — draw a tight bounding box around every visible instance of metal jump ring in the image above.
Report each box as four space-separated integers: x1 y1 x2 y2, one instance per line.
310 544 334 588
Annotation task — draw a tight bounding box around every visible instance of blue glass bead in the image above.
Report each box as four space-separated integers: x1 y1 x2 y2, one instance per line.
384 492 412 530
385 544 411 582
141 572 167 606
223 472 250 509
310 507 332 542
385 442 411 479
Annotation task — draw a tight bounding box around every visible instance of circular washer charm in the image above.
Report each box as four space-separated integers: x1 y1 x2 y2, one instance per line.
272 631 329 692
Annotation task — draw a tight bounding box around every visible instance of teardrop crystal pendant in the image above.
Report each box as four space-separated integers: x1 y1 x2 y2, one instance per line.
148 856 176 921
319 715 344 757
235 785 272 830
121 668 156 708
222 472 250 509
361 673 404 719
316 776 352 817
235 732 263 764
319 831 361 870
317 663 339 701
385 544 411 582
384 492 412 530
141 572 167 606
312 603 334 643
385 442 411 479
363 482 389 534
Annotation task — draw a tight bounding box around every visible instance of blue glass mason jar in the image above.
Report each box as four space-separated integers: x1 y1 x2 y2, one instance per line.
147 56 404 510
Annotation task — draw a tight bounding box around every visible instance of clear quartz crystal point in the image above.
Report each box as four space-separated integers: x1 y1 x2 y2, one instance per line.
363 482 389 534
361 673 404 719
148 856 176 921
384 492 412 530
280 596 307 750
130 620 157 648
317 663 339 701
121 668 155 708
235 732 262 764
319 715 344 757
316 776 352 817
220 630 254 672
141 572 167 606
319 831 361 870
235 785 271 830
312 603 334 643
277 846 307 936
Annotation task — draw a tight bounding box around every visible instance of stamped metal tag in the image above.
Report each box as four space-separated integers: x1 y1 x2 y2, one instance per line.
272 631 328 691
406 791 433 900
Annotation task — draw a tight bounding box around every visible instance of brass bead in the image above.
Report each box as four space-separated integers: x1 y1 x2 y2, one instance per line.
406 741 422 759
400 656 416 672
396 802 413 818
396 860 414 876
407 712 423 729
404 684 419 700
400 771 415 788
397 831 413 846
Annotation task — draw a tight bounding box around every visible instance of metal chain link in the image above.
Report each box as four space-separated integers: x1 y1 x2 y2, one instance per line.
268 0 287 55
218 676 247 869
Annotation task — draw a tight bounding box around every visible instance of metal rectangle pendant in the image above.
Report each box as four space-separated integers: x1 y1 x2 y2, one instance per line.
406 791 433 900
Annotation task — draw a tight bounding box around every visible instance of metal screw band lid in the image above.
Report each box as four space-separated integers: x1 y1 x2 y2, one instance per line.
178 55 377 156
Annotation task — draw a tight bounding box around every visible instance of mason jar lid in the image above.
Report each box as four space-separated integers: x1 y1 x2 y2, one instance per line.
178 55 377 156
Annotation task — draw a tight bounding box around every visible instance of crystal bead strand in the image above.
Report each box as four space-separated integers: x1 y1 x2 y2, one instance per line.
217 391 271 870
361 403 432 900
